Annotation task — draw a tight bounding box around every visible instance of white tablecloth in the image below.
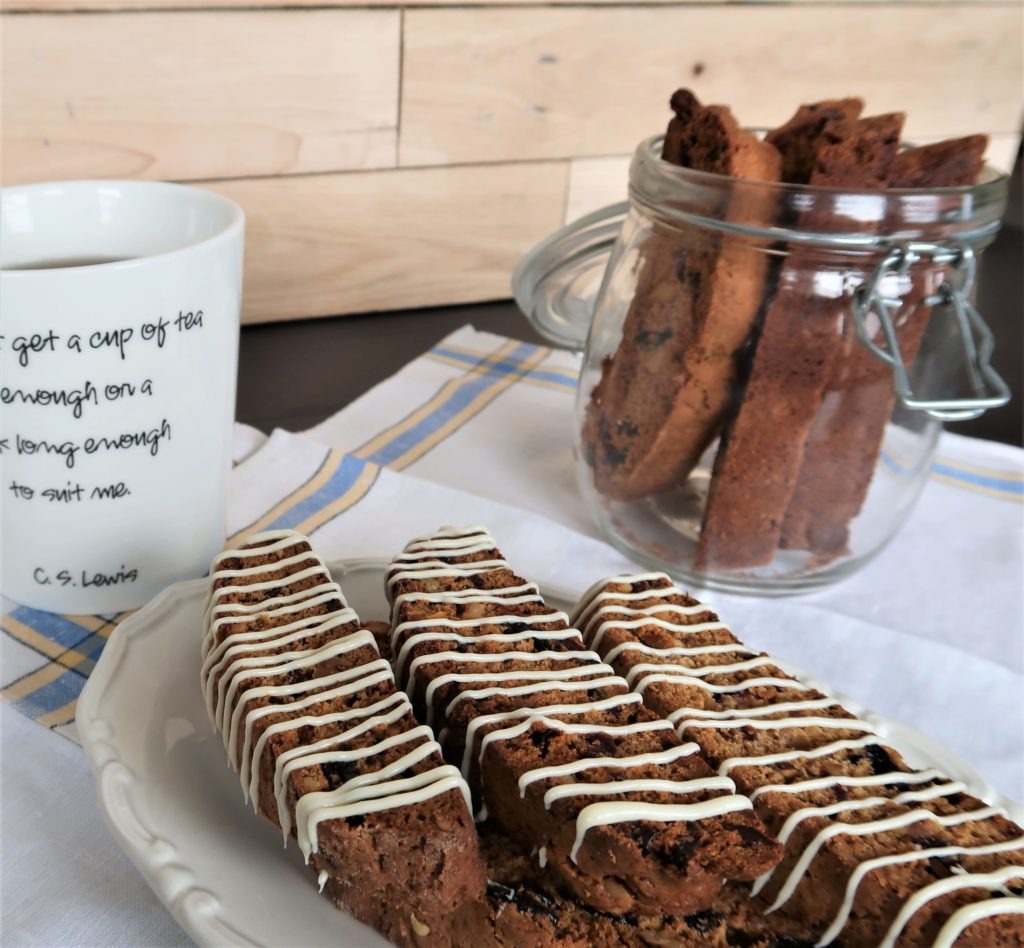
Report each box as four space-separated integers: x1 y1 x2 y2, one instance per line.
3 324 1022 947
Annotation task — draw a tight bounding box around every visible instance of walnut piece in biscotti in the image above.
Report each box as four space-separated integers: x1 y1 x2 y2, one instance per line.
583 89 782 503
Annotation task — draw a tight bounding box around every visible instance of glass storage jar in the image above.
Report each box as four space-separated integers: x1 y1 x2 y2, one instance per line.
514 135 1010 593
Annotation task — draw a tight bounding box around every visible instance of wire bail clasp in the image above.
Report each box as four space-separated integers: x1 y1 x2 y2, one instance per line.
851 242 1011 422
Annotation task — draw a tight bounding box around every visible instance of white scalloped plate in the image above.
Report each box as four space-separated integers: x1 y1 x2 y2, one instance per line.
77 560 1023 947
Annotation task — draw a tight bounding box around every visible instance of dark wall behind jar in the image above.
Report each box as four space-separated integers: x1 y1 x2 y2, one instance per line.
948 143 1023 447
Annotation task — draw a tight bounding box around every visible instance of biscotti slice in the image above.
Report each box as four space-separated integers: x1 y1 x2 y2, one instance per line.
387 526 780 918
582 88 782 502
780 134 989 558
765 97 864 181
695 109 905 570
202 530 486 948
573 572 1024 946
450 823 817 948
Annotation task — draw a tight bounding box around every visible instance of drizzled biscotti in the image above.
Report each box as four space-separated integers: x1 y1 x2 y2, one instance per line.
573 572 1024 946
385 526 781 917
201 529 485 947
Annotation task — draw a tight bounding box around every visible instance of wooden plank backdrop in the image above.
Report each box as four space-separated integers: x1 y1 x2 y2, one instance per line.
210 161 568 322
4 11 401 181
2 1 1021 323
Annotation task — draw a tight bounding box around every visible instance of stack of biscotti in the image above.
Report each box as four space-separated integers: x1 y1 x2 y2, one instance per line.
201 529 486 947
385 525 782 917
579 90 990 574
695 99 907 569
582 89 782 501
778 135 989 558
688 98 988 570
573 572 1024 946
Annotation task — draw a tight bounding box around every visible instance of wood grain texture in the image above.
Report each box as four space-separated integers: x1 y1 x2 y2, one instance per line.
978 132 1022 174
1 10 400 184
565 155 631 223
400 5 1023 166
6 0 1018 10
209 161 569 323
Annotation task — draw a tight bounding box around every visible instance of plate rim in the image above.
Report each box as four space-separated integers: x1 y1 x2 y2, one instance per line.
76 558 389 947
77 558 1022 947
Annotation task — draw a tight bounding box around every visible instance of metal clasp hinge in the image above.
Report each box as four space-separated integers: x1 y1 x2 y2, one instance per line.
851 242 1011 422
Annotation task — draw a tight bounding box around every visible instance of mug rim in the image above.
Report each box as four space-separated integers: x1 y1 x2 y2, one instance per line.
0 179 245 277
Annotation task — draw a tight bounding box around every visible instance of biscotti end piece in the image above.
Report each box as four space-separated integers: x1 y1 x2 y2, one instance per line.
662 87 782 183
587 90 781 504
315 793 485 948
891 134 989 188
766 98 865 182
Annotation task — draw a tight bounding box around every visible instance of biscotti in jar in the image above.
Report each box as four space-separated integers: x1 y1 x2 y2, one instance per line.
515 90 1010 593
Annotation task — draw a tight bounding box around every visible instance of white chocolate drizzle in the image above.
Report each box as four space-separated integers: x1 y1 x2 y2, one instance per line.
749 780 981 898
570 796 752 862
879 866 1024 948
390 585 541 626
394 627 581 682
717 735 881 776
387 528 757 869
543 775 736 809
232 660 394 776
678 715 876 735
297 767 469 861
445 676 627 722
929 895 1024 948
747 768 950 802
201 529 474 873
669 696 841 724
624 656 803 690
458 693 643 782
588 616 731 653
818 838 1024 946
575 572 1024 943
518 744 701 796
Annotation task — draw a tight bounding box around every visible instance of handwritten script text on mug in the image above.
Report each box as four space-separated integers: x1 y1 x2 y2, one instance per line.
0 311 207 590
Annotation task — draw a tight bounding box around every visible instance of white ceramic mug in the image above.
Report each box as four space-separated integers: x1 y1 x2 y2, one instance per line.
0 180 244 612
